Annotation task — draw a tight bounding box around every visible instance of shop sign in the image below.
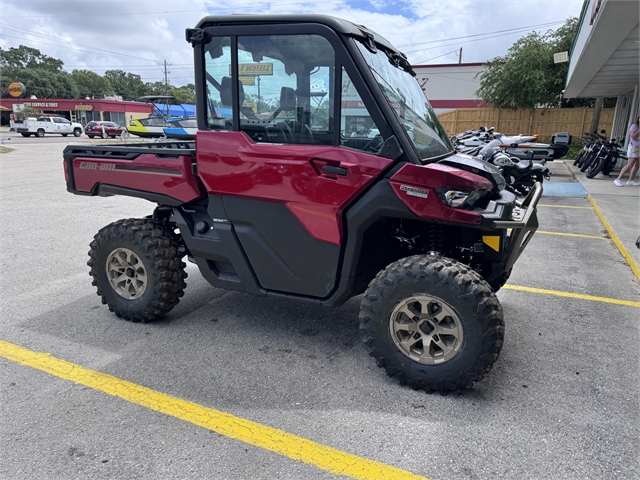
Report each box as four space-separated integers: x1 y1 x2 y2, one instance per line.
8 82 27 98
239 76 255 86
230 63 273 76
243 102 258 113
75 105 94 111
24 102 59 108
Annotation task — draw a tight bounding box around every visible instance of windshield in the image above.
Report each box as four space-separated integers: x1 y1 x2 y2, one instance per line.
356 43 453 161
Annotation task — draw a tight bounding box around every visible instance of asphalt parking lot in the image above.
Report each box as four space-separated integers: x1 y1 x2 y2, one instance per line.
1 137 638 480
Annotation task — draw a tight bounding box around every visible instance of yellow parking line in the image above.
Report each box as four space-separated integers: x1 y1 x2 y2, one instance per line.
0 340 427 480
537 204 592 209
503 285 640 307
537 230 606 240
588 195 640 281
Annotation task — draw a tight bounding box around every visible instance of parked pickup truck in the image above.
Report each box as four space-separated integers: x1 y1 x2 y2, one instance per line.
18 116 83 137
63 14 542 394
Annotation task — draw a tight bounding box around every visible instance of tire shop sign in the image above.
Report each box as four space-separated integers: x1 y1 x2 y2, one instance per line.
8 82 27 98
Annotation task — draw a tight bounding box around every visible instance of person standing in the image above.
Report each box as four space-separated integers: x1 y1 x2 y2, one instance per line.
614 115 639 186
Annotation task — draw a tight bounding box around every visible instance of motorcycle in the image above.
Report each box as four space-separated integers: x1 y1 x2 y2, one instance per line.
451 126 571 161
450 140 549 195
478 140 550 196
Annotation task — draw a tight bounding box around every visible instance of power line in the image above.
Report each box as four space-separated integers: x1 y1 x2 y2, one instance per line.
408 27 560 60
396 20 563 49
414 49 461 64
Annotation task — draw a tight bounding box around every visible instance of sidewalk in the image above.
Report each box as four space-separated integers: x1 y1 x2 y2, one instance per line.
546 158 640 272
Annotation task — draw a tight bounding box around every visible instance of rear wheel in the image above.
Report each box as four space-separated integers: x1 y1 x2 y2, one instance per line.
36 129 45 137
359 255 504 394
88 218 187 322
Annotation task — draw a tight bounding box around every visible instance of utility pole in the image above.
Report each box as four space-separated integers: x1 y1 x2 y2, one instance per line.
163 60 172 96
458 47 463 64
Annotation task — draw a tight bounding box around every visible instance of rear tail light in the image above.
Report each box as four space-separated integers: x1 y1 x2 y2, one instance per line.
63 160 68 181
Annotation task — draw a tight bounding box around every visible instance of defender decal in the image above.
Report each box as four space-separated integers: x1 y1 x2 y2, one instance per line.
400 185 429 199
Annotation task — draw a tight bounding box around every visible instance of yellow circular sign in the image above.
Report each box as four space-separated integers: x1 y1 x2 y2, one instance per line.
8 82 26 98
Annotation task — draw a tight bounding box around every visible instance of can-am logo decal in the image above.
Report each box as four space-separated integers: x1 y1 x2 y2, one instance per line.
400 185 429 198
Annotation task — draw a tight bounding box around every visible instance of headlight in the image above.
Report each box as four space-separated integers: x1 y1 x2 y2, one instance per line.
436 188 484 209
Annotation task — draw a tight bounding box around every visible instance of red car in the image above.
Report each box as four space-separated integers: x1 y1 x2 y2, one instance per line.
84 121 126 138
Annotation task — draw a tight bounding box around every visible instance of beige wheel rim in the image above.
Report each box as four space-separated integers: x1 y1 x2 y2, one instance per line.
390 295 464 364
106 248 147 299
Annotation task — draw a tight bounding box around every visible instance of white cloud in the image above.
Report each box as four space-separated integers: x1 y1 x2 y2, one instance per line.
0 0 583 86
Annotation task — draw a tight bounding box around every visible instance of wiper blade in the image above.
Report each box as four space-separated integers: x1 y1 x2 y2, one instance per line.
387 51 415 77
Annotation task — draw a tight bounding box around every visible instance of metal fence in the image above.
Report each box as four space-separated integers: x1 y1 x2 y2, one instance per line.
436 107 616 143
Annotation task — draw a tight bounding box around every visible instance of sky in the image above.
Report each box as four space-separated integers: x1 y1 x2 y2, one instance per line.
0 0 585 87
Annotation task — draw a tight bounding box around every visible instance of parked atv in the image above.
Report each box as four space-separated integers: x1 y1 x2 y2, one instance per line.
64 14 541 394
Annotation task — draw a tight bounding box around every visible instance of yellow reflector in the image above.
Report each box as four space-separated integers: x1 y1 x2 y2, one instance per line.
482 235 500 252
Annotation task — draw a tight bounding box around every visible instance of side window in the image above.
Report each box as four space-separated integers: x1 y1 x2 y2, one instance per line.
236 34 335 145
339 68 381 154
204 36 234 130
203 34 341 146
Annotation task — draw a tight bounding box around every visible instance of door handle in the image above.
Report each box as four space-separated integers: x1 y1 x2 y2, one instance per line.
322 165 348 176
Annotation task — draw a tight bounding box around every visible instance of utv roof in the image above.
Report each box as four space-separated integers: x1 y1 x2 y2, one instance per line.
193 14 405 59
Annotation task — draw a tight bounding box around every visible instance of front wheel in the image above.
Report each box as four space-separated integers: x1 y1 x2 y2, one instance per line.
586 156 605 178
359 255 504 394
73 128 82 137
88 218 187 322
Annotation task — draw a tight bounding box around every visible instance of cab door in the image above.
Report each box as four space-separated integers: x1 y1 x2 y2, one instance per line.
195 30 393 297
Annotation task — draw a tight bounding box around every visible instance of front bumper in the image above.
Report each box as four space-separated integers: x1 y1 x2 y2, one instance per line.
488 182 542 273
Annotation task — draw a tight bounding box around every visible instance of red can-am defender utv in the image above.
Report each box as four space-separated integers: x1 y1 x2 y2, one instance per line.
64 15 541 394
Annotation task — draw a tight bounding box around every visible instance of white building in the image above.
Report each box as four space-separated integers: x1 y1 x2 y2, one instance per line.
412 63 488 114
564 0 639 147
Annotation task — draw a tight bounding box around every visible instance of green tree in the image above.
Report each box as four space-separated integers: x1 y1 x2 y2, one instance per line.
1 65 78 98
476 18 579 110
169 84 196 105
71 70 113 99
144 81 167 96
0 45 64 71
0 45 77 98
103 69 147 100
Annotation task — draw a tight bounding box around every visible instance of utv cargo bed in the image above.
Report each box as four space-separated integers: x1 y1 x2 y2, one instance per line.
63 141 203 206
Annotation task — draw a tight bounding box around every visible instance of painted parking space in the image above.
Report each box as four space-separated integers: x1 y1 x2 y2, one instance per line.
0 340 427 480
506 183 640 304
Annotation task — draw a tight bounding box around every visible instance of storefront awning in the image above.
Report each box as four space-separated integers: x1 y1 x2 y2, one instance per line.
564 0 639 98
